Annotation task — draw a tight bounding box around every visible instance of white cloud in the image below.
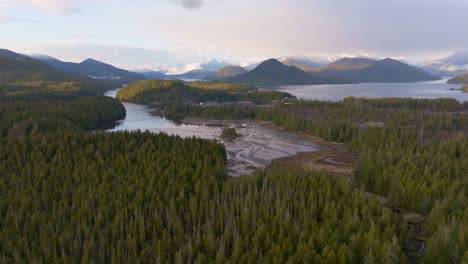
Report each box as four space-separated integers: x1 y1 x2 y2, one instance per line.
174 0 204 9
13 42 184 70
21 0 81 14
0 15 37 23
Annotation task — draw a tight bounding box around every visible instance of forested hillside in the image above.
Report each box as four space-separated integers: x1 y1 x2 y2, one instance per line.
0 49 114 94
35 56 146 85
116 79 292 119
448 73 468 84
256 97 468 262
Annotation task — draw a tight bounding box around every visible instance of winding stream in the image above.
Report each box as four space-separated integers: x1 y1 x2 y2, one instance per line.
105 89 324 176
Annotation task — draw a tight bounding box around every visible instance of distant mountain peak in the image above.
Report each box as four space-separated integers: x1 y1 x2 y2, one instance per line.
81 58 106 65
331 57 376 65
422 51 468 76
321 58 439 82
225 58 332 86
34 55 145 84
259 58 284 67
215 66 247 78
200 59 230 71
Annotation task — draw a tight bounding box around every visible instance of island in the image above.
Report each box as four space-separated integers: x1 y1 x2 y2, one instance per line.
221 127 242 140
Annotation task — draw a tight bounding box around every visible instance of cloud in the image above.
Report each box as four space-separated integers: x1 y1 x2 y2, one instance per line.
0 15 37 23
14 42 184 70
15 0 81 14
172 0 210 9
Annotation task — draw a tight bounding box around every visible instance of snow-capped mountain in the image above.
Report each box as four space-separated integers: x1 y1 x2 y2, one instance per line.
421 51 468 76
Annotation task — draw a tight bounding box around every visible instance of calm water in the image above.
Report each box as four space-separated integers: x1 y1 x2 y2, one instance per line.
105 89 322 176
267 79 468 102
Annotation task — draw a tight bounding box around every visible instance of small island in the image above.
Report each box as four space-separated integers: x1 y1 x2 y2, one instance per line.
221 127 241 140
463 85 468 93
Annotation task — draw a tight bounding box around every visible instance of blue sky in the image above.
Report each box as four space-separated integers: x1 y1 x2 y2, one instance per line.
1 0 468 70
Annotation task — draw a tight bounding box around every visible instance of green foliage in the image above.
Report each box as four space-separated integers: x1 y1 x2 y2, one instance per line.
0 55 69 84
221 127 240 140
116 79 292 119
116 79 291 105
0 96 125 136
0 53 114 95
343 96 463 111
447 73 468 84
0 80 113 102
188 81 254 92
256 97 467 142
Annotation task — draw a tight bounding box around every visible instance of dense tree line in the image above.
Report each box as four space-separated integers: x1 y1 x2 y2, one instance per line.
255 97 468 262
0 132 406 263
343 97 464 111
256 98 468 142
0 80 114 102
0 96 125 136
116 79 292 105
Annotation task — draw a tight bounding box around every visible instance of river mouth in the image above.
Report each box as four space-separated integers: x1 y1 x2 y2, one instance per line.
105 89 324 176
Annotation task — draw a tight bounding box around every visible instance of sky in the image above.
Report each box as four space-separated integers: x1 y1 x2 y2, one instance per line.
1 0 468 71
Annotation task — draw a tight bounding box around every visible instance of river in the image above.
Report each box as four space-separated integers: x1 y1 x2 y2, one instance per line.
105 89 324 176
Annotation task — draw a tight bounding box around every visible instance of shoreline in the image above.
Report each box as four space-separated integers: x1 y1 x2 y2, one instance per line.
178 117 360 175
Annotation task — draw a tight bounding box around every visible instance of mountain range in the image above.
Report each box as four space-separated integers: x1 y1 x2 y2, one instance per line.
225 59 334 86
283 57 440 83
0 48 118 96
0 49 83 84
0 48 446 88
421 51 468 76
34 55 145 85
